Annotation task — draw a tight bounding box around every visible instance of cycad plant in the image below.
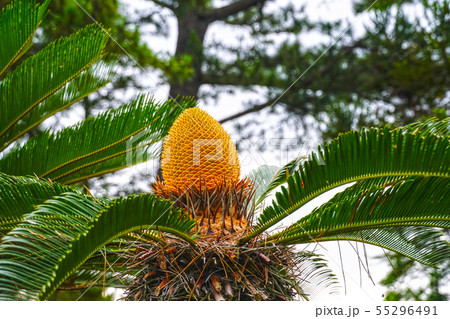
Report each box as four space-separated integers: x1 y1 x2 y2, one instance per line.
0 0 449 301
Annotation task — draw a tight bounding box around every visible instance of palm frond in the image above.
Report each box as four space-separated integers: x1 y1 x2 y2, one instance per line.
247 156 306 207
0 192 197 300
246 165 279 203
0 0 49 77
240 118 450 243
0 60 116 151
0 23 108 144
295 252 339 299
404 117 450 137
265 177 450 266
321 227 449 268
0 173 77 236
0 95 196 184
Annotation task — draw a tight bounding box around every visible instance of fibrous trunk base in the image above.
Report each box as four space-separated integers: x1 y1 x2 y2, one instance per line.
124 241 308 301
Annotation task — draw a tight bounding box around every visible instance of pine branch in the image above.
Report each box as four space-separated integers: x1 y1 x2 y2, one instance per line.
203 0 267 22
216 39 365 123
219 99 274 124
151 0 176 11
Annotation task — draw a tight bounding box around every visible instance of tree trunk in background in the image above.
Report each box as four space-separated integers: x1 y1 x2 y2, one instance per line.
159 7 210 181
168 9 209 100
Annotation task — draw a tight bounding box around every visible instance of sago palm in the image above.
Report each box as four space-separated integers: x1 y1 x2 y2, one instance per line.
0 0 449 301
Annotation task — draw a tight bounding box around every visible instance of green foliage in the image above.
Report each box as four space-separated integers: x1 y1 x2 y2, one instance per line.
26 0 191 117
0 0 49 77
146 0 449 142
0 1 200 300
0 24 109 144
0 60 116 151
241 118 450 243
0 190 196 300
247 156 306 207
2 117 447 300
382 253 449 301
0 95 196 184
41 0 155 66
0 173 77 236
267 177 450 266
0 0 448 301
380 230 450 301
0 1 197 301
246 165 280 205
0 0 196 186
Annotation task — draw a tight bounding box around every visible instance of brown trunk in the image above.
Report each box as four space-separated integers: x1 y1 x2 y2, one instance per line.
169 9 209 100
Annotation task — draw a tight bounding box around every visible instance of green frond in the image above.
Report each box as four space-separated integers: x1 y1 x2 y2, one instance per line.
320 227 449 268
0 60 116 151
0 0 49 77
0 192 197 300
125 230 164 244
240 118 450 243
295 252 339 299
0 173 78 236
0 96 197 184
404 117 450 138
246 156 306 207
246 165 279 204
54 141 158 185
0 23 109 144
265 177 450 266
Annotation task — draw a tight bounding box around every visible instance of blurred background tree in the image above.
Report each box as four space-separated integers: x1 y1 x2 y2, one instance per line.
133 0 449 140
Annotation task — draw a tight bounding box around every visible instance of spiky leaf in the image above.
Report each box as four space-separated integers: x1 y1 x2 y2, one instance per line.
0 0 49 77
0 23 108 144
247 157 306 207
0 95 196 184
0 192 196 300
0 60 116 151
241 118 450 243
0 173 77 236
266 177 450 266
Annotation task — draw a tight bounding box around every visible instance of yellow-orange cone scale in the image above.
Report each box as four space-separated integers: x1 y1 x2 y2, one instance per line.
161 108 240 192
